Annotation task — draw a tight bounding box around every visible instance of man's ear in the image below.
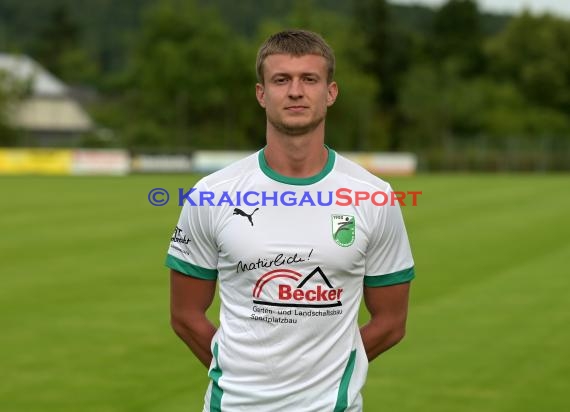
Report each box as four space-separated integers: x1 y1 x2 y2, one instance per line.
255 83 266 108
327 81 338 107
327 82 338 107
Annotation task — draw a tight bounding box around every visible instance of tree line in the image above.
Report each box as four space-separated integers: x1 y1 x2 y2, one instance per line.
1 0 569 155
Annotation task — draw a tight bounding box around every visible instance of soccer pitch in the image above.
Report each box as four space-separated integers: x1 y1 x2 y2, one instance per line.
1 174 569 412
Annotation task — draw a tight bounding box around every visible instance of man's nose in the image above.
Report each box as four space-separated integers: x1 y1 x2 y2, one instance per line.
288 78 304 99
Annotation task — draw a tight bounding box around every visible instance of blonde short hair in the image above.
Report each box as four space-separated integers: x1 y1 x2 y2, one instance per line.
256 29 336 84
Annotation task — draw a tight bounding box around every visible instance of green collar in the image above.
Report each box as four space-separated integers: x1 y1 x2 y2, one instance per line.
258 146 336 186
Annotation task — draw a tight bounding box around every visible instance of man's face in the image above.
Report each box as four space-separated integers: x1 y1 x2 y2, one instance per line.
256 54 338 136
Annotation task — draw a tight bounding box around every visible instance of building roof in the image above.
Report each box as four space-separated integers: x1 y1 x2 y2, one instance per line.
0 53 93 132
0 53 68 97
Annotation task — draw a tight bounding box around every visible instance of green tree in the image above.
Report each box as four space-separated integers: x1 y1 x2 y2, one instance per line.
123 0 256 150
32 3 98 84
352 0 389 101
399 62 570 149
431 0 484 74
352 0 418 150
485 12 570 114
0 71 25 146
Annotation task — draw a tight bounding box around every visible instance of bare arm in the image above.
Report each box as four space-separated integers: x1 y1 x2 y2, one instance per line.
170 269 217 368
360 282 411 361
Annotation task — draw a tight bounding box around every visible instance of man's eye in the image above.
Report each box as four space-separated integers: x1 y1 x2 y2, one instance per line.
304 77 317 83
274 78 288 84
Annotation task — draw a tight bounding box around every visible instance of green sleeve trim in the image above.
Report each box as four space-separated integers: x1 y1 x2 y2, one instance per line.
165 254 218 280
364 266 415 287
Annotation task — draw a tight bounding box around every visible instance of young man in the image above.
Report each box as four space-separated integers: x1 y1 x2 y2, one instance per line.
167 30 415 412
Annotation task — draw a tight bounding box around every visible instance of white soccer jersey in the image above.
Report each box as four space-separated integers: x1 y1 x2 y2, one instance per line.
166 147 415 412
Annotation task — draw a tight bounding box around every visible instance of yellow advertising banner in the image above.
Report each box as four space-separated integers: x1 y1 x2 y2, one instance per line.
0 149 73 175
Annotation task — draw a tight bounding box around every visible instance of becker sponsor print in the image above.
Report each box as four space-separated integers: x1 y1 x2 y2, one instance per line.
250 266 343 324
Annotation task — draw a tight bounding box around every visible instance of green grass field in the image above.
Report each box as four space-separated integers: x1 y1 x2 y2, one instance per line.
1 174 569 412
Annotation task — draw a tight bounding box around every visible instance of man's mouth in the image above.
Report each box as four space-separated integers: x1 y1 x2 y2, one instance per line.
285 106 308 112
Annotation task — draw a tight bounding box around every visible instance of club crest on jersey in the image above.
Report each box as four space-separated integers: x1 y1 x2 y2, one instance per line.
331 214 355 247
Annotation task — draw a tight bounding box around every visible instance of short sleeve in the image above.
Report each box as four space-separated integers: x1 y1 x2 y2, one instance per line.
364 186 415 287
165 179 219 280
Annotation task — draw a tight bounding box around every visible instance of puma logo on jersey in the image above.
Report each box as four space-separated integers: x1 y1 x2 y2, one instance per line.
233 207 259 226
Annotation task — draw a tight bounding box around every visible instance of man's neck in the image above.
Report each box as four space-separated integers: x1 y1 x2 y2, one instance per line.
263 123 328 178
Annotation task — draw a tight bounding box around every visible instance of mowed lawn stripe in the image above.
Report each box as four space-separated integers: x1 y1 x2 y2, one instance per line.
1 174 568 412
397 174 568 304
364 174 570 412
1 176 203 411
364 242 570 412
1 176 184 301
